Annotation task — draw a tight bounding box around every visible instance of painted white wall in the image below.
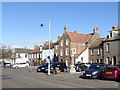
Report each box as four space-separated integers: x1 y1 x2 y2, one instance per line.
42 49 54 61
15 53 29 63
112 30 118 37
75 48 89 64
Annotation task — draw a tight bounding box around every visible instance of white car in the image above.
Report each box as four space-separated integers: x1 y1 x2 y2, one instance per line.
12 63 29 68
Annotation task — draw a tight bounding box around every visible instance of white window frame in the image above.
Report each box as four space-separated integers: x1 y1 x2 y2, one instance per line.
97 49 101 55
56 45 58 49
72 48 76 54
37 53 39 58
66 48 69 55
106 44 110 52
91 49 94 55
61 40 63 46
56 53 58 56
66 39 69 45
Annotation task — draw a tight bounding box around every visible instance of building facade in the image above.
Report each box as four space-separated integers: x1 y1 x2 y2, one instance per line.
42 41 54 62
11 48 32 64
58 25 100 66
54 35 62 62
103 25 120 65
89 38 104 63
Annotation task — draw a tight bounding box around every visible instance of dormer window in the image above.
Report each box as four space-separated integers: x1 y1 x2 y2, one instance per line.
110 32 112 38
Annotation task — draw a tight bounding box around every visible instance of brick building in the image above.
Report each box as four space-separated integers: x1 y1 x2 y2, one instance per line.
57 25 100 66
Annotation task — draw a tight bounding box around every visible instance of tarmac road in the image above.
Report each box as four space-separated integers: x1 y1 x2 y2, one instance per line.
2 66 119 89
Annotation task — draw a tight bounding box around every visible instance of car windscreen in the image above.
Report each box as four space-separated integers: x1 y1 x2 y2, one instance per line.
89 65 101 69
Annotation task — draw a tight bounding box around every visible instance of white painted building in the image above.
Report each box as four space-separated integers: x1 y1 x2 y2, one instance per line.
42 42 54 62
75 48 89 64
42 49 54 61
11 48 31 64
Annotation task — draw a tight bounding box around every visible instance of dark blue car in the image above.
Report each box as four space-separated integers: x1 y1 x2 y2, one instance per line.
45 62 67 73
82 63 106 79
51 62 66 72
36 63 48 72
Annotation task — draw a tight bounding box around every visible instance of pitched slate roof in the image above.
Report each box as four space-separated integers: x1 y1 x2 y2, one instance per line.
90 38 105 48
14 48 32 53
67 32 92 43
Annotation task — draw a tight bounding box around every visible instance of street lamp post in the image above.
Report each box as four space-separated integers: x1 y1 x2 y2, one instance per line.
48 20 51 75
40 20 51 75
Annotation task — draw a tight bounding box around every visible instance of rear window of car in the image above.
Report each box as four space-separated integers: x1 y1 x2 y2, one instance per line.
89 64 105 69
105 67 116 71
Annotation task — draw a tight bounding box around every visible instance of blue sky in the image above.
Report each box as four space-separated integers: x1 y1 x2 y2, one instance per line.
2 2 118 48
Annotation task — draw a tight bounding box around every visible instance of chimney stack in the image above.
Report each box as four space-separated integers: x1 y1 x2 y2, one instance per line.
64 25 68 33
58 35 62 41
112 25 119 31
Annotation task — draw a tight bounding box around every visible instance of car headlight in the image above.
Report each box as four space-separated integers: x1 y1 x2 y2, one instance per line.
92 71 98 75
41 67 44 69
51 67 53 69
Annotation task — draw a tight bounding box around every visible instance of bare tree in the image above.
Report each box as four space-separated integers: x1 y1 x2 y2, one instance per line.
0 44 12 61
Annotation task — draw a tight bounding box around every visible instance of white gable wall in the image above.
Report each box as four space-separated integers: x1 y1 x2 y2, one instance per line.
75 48 89 64
15 53 29 63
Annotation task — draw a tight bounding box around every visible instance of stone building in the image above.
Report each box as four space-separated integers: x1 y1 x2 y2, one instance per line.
103 25 120 65
89 38 104 63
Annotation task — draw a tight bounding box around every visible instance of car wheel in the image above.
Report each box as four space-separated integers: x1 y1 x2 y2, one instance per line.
15 66 18 68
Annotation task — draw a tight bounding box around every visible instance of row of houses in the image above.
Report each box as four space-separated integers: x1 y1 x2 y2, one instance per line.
9 25 120 66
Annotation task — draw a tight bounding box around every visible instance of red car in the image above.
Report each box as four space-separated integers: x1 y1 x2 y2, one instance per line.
102 66 120 80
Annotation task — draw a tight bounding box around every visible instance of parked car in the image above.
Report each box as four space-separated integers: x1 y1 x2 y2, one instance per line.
3 63 12 68
52 62 66 72
45 62 67 73
82 63 107 79
36 63 48 72
12 63 29 68
75 63 88 72
102 66 120 80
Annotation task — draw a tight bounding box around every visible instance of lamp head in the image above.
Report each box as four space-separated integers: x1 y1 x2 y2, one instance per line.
40 22 44 27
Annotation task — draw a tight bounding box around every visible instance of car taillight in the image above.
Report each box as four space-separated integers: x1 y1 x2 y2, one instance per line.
115 70 117 74
115 70 118 78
